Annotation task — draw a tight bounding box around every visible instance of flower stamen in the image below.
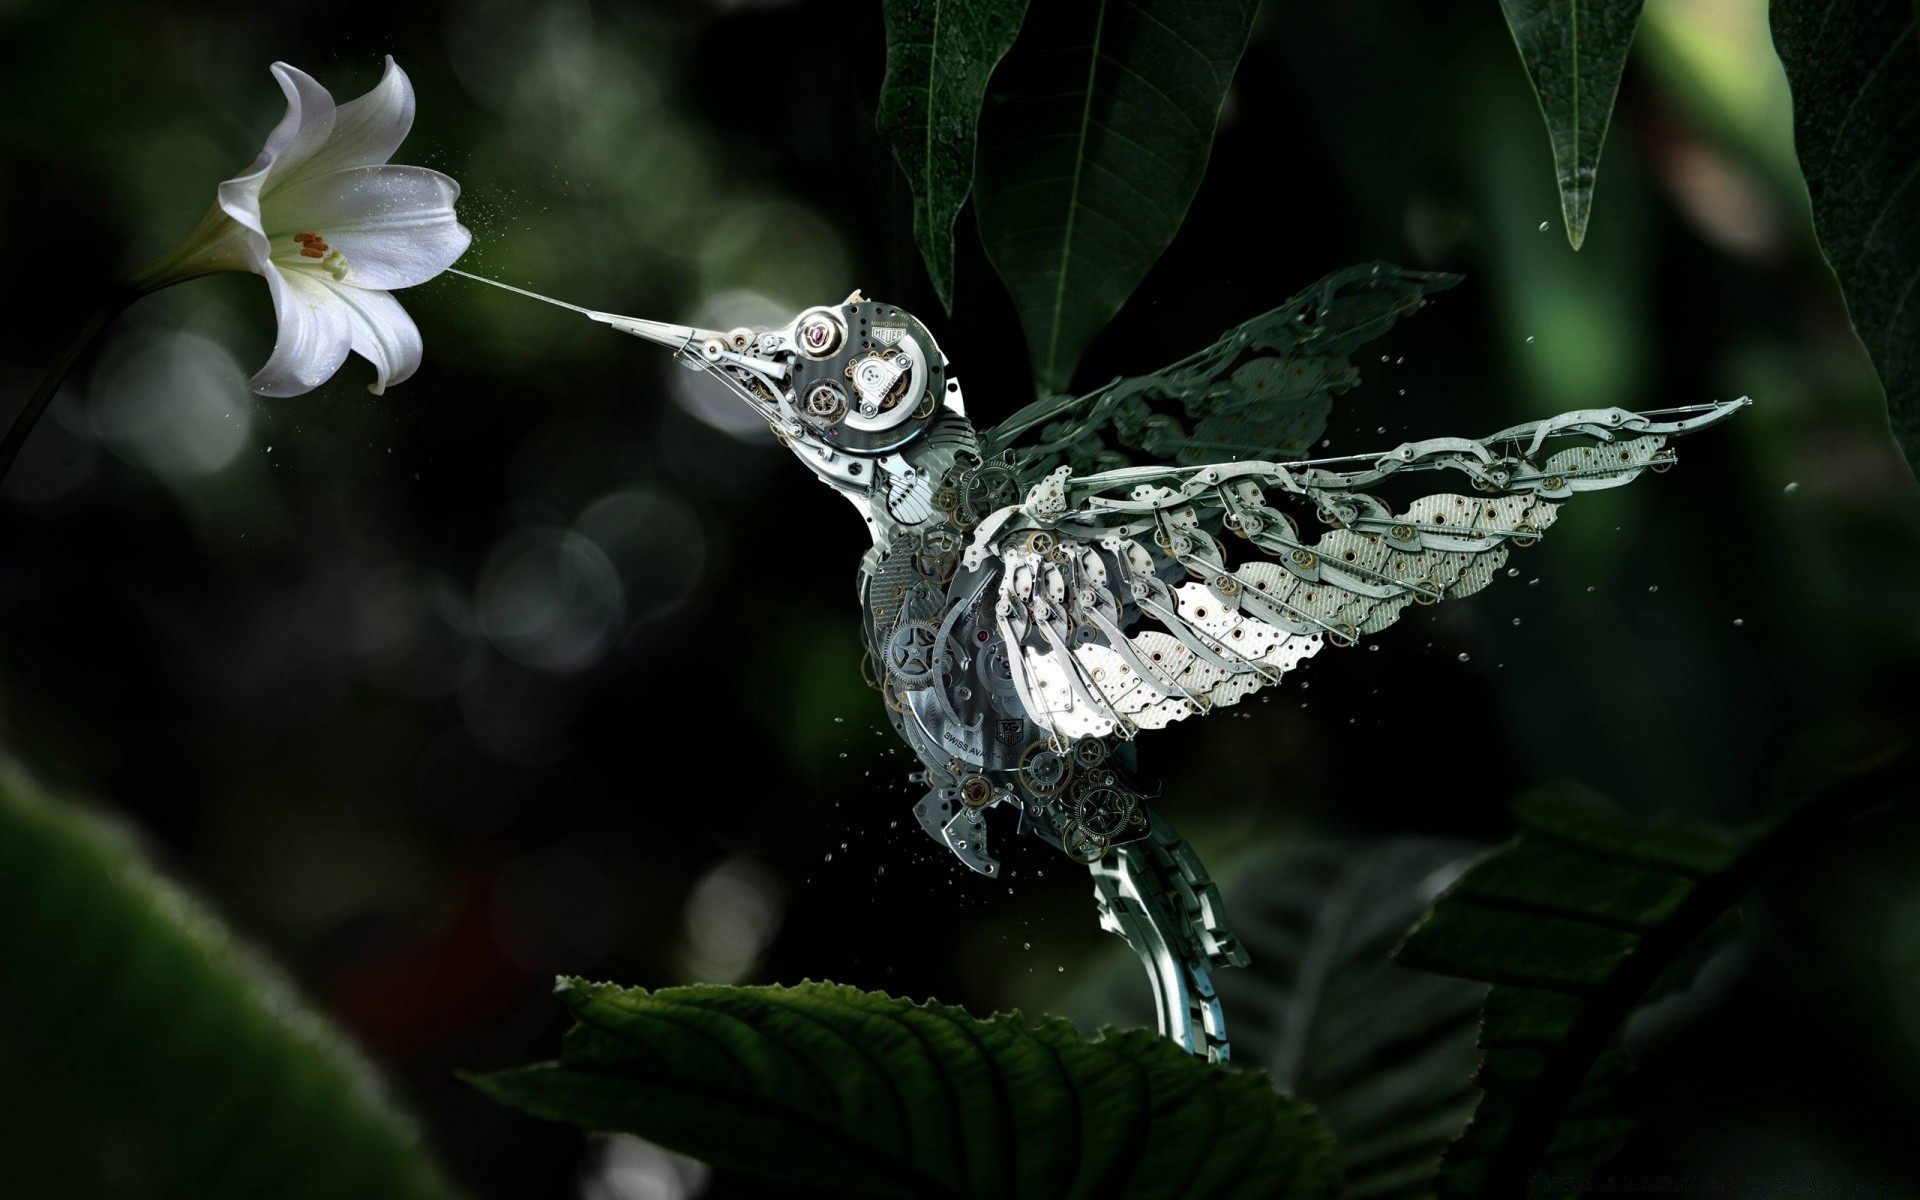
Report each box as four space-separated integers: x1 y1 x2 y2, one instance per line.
292 231 329 259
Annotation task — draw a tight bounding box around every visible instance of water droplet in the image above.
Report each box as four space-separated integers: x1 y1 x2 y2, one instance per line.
1648 585 1659 593
1506 567 1519 577
824 853 833 862
1457 652 1471 662
1023 942 1031 950
1783 481 1801 495
1525 335 1536 344
1586 586 1596 593
1367 643 1379 652
1538 220 1551 232
1528 578 1540 586
1732 618 1745 627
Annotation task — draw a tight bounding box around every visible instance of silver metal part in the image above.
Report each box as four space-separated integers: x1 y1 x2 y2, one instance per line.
1091 813 1247 1062
453 266 1749 1066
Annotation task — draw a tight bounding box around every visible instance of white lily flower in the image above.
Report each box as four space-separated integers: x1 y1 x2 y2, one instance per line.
131 57 471 396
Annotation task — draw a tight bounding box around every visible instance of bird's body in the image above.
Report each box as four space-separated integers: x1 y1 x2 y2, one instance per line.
459 263 1746 1061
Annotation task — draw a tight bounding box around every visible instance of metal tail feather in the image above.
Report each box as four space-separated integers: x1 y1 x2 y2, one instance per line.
1090 811 1247 1063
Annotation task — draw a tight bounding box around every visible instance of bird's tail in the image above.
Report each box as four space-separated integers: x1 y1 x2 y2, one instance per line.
1090 811 1249 1063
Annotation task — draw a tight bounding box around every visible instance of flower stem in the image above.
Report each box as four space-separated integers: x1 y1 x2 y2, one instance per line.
0 286 141 491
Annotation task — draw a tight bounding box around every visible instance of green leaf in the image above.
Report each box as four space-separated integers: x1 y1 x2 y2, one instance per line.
1394 788 1757 1198
1062 838 1488 1200
972 0 1260 391
877 0 1030 310
0 766 450 1200
1227 841 1490 1200
473 978 1340 1200
1498 0 1648 249
1771 0 1920 475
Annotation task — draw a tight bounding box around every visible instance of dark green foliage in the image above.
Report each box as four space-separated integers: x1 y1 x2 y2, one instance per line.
1498 0 1647 249
877 0 1030 310
972 0 1259 392
0 767 449 1200
473 978 1340 1199
1221 841 1490 1200
1396 788 1754 1198
985 263 1459 479
1773 0 1920 477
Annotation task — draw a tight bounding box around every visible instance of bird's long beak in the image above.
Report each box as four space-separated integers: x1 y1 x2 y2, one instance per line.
448 270 728 352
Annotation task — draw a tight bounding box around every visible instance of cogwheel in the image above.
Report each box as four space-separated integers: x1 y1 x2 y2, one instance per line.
886 620 941 689
957 461 1020 526
1072 785 1134 840
1018 741 1071 796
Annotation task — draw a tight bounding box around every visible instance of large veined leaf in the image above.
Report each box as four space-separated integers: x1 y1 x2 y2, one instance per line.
1063 838 1488 1200
1772 0 1920 476
0 766 449 1199
1498 0 1648 249
973 0 1259 392
876 0 1030 310
1396 781 1895 1198
473 978 1339 1200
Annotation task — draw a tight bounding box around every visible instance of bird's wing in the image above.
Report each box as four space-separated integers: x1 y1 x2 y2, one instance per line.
974 400 1749 741
978 263 1461 483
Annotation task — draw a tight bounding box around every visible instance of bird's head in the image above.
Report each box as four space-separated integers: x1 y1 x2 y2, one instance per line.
600 290 963 497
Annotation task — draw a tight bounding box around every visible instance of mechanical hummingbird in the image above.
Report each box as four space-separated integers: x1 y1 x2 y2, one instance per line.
455 264 1746 1062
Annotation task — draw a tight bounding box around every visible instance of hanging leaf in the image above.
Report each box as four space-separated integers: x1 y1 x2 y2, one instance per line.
973 0 1260 392
1771 0 1920 475
1498 0 1648 249
0 766 450 1200
876 0 1030 310
1061 838 1490 1200
1395 779 1899 1198
472 978 1339 1200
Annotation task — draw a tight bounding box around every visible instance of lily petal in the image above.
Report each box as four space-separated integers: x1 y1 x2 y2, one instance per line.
262 165 471 290
332 285 424 395
297 56 416 180
218 63 338 266
250 264 352 396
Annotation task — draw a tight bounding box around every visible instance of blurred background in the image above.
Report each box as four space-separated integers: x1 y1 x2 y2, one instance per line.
4 0 1920 1194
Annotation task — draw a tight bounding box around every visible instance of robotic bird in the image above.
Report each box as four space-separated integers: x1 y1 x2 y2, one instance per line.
458 263 1746 1062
